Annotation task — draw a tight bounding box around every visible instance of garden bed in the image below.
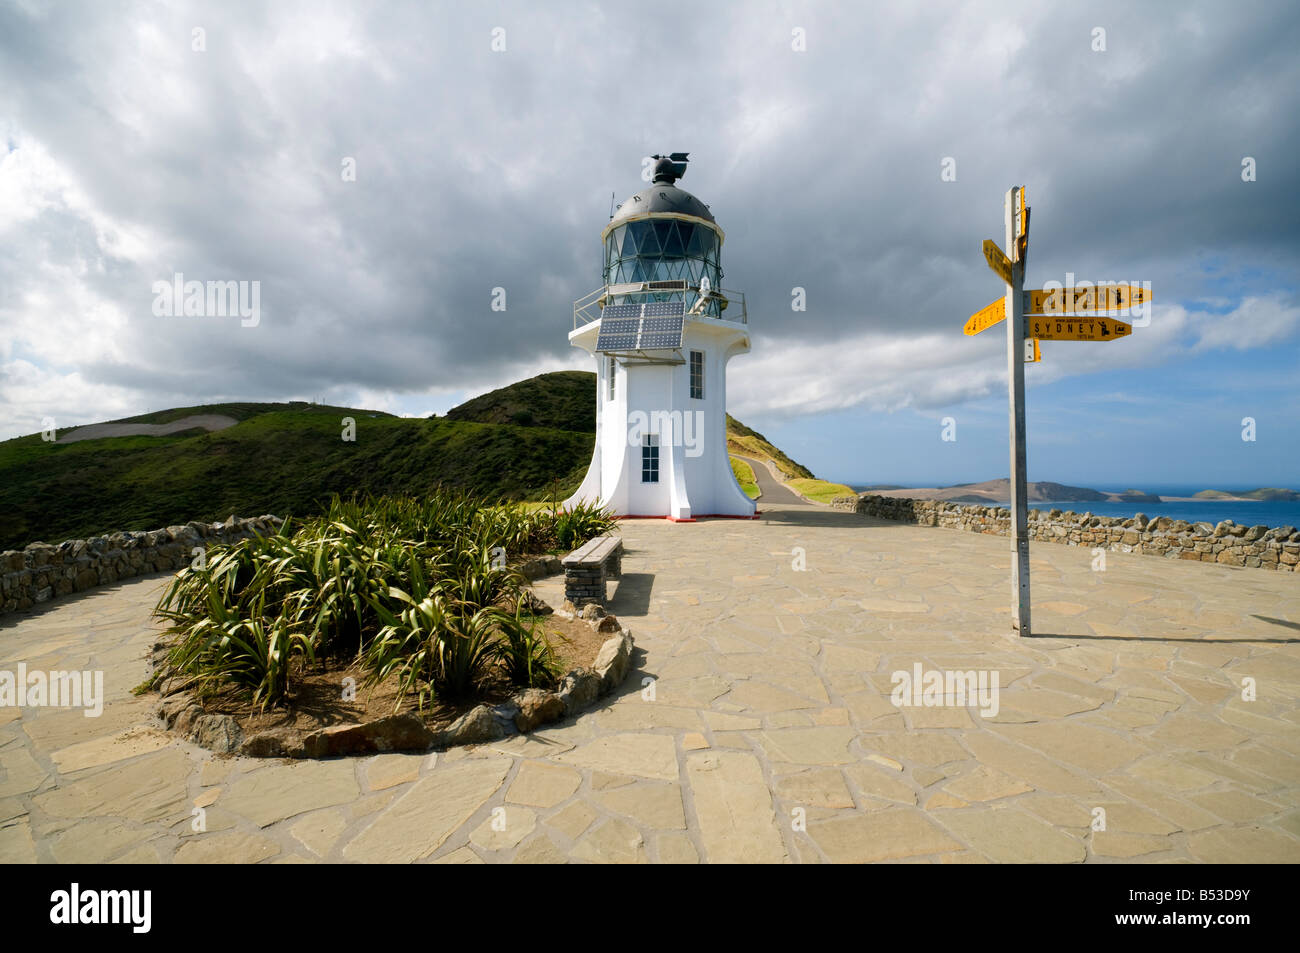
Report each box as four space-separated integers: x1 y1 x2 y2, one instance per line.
154 603 634 758
142 491 629 757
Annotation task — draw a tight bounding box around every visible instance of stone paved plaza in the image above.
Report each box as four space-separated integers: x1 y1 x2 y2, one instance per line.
2 502 1299 863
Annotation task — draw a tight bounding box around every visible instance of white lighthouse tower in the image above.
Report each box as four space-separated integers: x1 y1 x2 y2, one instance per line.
564 154 756 521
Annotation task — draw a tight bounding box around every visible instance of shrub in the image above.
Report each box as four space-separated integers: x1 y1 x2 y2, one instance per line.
151 488 611 711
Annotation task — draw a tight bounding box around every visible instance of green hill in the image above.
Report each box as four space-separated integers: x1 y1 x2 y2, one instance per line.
725 414 816 481
443 371 595 432
0 406 592 550
0 371 812 550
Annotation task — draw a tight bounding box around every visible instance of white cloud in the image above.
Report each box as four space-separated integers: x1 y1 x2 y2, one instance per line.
1192 293 1300 351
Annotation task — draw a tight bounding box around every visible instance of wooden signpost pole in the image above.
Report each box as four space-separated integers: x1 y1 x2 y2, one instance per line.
1005 186 1031 635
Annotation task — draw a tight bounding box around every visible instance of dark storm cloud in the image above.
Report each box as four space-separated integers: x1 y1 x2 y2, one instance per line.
1 0 1297 433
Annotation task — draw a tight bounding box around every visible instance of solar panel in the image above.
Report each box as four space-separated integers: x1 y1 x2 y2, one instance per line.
643 301 685 317
600 303 642 320
596 317 640 351
596 302 685 351
638 315 684 349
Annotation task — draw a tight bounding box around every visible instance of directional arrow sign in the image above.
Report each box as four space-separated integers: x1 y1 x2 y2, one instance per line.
964 298 1005 335
1026 285 1151 315
983 239 1012 284
1028 316 1132 341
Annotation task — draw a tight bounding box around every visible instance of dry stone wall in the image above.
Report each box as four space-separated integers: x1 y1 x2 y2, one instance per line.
1 515 285 615
832 495 1299 572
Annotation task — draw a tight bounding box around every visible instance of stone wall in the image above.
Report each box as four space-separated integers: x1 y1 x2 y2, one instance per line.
1 516 285 615
831 495 1299 572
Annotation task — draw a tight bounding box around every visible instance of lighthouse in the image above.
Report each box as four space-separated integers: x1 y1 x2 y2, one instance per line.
564 154 756 521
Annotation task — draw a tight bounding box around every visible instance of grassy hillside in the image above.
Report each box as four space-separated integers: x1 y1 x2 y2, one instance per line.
725 414 816 481
2 371 819 549
0 410 592 549
787 478 856 504
731 457 760 499
110 401 376 426
443 371 595 432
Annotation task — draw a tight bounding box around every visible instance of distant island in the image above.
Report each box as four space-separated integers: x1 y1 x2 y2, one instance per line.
854 479 1298 505
1186 488 1300 502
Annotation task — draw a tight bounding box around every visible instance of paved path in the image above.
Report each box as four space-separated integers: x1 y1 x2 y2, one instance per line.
733 454 809 506
2 503 1299 863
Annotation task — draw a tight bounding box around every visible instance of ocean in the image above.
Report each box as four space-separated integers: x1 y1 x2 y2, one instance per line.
849 484 1300 529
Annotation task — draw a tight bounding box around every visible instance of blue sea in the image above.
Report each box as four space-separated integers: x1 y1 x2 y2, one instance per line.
850 484 1300 529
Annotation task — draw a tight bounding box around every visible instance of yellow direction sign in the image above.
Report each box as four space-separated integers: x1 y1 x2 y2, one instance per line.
1026 285 1151 315
1024 337 1041 363
964 298 1005 335
1028 316 1132 341
983 239 1012 284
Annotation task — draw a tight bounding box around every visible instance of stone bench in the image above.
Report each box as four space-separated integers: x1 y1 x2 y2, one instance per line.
561 534 624 608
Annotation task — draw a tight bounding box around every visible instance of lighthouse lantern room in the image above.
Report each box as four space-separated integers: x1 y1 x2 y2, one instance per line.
564 154 756 521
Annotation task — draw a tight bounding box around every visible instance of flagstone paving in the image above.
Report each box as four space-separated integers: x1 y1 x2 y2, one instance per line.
2 502 1298 863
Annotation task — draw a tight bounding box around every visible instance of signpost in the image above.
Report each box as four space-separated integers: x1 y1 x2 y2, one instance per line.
1025 284 1149 315
1002 189 1031 635
1029 316 1131 341
983 239 1012 284
968 187 1146 636
968 288 1148 335
964 298 1005 336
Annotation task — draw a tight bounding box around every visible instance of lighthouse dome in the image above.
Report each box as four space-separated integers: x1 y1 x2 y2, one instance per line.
602 183 724 294
608 183 716 228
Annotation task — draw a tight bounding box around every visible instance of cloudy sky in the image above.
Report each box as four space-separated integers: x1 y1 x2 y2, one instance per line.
2 0 1297 488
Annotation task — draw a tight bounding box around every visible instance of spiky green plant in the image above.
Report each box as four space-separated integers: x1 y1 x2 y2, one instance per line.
152 488 618 710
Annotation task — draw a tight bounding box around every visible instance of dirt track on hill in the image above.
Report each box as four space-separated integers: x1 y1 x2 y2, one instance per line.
56 414 238 443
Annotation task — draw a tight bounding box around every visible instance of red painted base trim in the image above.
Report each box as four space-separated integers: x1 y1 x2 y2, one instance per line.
616 513 762 522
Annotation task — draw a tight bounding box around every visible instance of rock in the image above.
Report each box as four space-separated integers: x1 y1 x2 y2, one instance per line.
595 613 621 633
188 714 243 754
1243 524 1269 541
439 704 505 746
580 603 606 621
518 558 547 581
164 700 205 737
517 589 552 615
556 668 602 716
302 713 436 757
241 728 306 758
592 632 634 692
513 688 565 732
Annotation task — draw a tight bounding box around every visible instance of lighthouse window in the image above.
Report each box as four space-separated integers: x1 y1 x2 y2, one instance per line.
641 434 660 483
689 350 704 399
608 357 616 400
